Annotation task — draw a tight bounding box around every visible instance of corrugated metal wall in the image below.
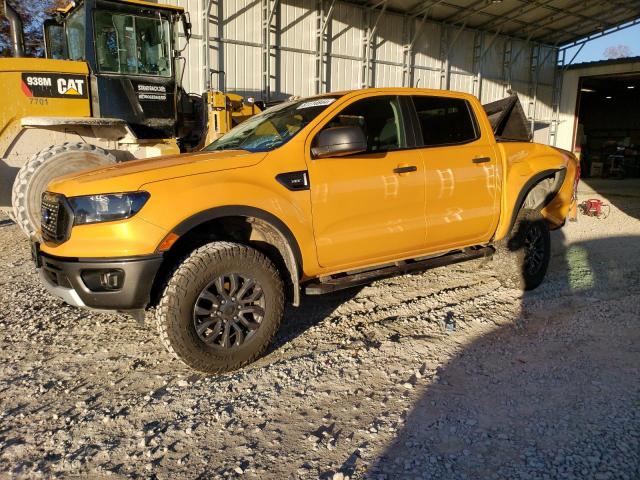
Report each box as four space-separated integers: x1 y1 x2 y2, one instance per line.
163 0 559 144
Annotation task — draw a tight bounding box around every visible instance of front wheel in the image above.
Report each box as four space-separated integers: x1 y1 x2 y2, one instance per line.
155 242 285 374
494 208 551 290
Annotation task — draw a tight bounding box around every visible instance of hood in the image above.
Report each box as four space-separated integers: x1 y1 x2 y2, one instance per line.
48 149 266 197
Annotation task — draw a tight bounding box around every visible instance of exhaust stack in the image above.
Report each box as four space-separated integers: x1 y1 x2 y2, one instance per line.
3 0 25 57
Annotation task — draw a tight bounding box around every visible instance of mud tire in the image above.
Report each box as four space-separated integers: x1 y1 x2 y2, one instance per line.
155 242 285 374
494 208 551 291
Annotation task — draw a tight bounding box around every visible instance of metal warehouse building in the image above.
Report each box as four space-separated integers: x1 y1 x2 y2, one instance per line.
163 0 640 150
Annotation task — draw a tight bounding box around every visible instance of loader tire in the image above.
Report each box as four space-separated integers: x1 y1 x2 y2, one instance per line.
494 208 550 291
155 241 285 374
12 143 116 238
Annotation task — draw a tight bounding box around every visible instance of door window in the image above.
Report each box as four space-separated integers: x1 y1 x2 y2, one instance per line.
94 11 172 77
66 6 86 61
321 96 406 152
412 96 478 147
44 22 68 59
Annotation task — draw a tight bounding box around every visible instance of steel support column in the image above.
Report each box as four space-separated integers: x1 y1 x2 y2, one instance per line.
402 11 428 88
262 0 279 101
315 0 336 94
439 26 449 90
549 48 565 146
528 43 541 135
360 1 388 89
502 38 513 94
471 30 484 98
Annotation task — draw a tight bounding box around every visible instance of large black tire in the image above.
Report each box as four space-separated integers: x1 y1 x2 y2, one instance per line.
155 241 285 374
494 208 551 291
12 142 116 238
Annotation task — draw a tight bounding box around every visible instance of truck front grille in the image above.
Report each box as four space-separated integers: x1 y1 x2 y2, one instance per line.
41 192 73 244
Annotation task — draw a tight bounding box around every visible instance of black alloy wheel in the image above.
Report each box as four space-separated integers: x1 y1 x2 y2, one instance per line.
193 274 266 348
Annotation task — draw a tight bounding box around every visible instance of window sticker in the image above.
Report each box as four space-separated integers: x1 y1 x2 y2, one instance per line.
296 98 336 109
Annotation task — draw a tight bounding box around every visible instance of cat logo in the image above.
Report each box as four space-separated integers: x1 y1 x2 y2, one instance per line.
57 78 85 96
21 73 88 99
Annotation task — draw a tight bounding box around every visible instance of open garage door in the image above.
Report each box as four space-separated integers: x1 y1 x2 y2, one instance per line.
575 73 640 179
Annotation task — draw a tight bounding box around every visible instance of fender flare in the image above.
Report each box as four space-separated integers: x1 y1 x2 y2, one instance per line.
506 168 566 234
170 205 303 306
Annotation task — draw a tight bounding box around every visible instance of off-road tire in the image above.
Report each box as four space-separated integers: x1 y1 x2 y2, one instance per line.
12 142 116 238
155 242 285 374
494 208 550 290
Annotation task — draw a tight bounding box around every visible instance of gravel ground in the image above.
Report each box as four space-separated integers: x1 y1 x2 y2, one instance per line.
0 179 638 479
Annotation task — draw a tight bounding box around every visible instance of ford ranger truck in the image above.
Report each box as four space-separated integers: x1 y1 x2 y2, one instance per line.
33 88 579 373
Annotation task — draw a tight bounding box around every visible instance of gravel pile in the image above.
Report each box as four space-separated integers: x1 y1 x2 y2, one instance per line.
0 179 638 479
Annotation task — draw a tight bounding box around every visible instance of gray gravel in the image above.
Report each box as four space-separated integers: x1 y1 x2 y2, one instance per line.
0 178 638 479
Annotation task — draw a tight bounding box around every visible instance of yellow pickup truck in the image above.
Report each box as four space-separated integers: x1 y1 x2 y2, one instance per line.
32 88 579 373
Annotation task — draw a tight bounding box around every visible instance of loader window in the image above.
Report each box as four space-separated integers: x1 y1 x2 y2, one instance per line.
66 6 86 61
44 22 68 59
94 11 172 77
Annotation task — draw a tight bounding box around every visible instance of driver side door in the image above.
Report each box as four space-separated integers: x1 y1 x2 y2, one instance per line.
307 95 427 269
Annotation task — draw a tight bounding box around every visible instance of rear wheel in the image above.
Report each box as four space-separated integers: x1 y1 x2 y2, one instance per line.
494 208 550 290
155 242 285 374
12 142 116 238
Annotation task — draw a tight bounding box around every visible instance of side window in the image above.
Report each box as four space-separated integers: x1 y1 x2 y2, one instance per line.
66 6 86 61
322 96 406 152
94 11 172 77
412 96 478 147
44 22 68 59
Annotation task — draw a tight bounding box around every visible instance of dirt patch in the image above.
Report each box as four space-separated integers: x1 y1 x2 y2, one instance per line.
0 179 638 479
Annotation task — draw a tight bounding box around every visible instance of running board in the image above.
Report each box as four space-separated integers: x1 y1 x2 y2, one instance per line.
304 246 494 295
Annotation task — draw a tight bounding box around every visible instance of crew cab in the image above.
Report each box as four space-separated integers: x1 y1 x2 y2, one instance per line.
33 88 579 373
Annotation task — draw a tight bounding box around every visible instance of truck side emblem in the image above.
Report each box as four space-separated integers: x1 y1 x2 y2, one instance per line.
276 171 310 191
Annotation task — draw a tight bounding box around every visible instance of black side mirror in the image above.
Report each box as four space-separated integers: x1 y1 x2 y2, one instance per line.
312 125 367 159
181 12 192 41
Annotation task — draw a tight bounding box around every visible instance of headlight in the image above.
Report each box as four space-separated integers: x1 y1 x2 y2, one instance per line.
69 192 150 225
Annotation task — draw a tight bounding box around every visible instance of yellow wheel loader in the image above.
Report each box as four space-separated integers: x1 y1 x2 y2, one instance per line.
0 0 260 238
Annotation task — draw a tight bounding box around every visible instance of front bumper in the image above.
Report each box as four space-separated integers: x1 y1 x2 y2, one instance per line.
34 244 163 311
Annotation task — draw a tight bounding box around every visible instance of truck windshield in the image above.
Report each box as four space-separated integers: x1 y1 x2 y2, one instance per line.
205 97 340 153
94 11 172 77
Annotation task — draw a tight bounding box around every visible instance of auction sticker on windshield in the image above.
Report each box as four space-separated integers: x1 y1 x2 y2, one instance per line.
296 98 336 109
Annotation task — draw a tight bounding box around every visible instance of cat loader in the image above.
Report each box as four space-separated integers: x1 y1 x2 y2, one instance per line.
1 0 260 238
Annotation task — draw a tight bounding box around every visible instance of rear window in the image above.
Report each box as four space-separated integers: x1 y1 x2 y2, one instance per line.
412 96 478 147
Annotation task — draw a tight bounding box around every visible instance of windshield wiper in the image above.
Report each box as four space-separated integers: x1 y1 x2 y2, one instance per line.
211 144 250 152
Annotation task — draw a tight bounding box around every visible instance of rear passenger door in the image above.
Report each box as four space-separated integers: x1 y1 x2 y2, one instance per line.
412 95 500 250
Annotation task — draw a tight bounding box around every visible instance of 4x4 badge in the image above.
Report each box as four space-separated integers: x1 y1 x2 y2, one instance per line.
276 171 309 191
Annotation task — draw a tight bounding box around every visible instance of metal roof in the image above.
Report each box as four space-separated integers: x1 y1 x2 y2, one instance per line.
343 0 640 47
566 56 640 70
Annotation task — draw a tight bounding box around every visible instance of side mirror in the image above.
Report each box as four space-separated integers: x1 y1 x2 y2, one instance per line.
312 125 367 159
181 12 192 41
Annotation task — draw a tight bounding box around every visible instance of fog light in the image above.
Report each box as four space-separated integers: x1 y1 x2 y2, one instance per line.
81 269 125 292
101 270 124 290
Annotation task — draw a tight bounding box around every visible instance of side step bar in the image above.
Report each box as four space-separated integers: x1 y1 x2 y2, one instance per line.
304 246 494 295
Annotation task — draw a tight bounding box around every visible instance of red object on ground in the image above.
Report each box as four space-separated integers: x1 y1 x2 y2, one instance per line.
579 199 610 219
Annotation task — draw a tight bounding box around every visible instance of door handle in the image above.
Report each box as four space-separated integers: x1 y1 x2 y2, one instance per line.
393 165 417 174
472 157 491 164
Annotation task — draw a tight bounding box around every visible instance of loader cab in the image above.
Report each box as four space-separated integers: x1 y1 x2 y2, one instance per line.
43 0 190 140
